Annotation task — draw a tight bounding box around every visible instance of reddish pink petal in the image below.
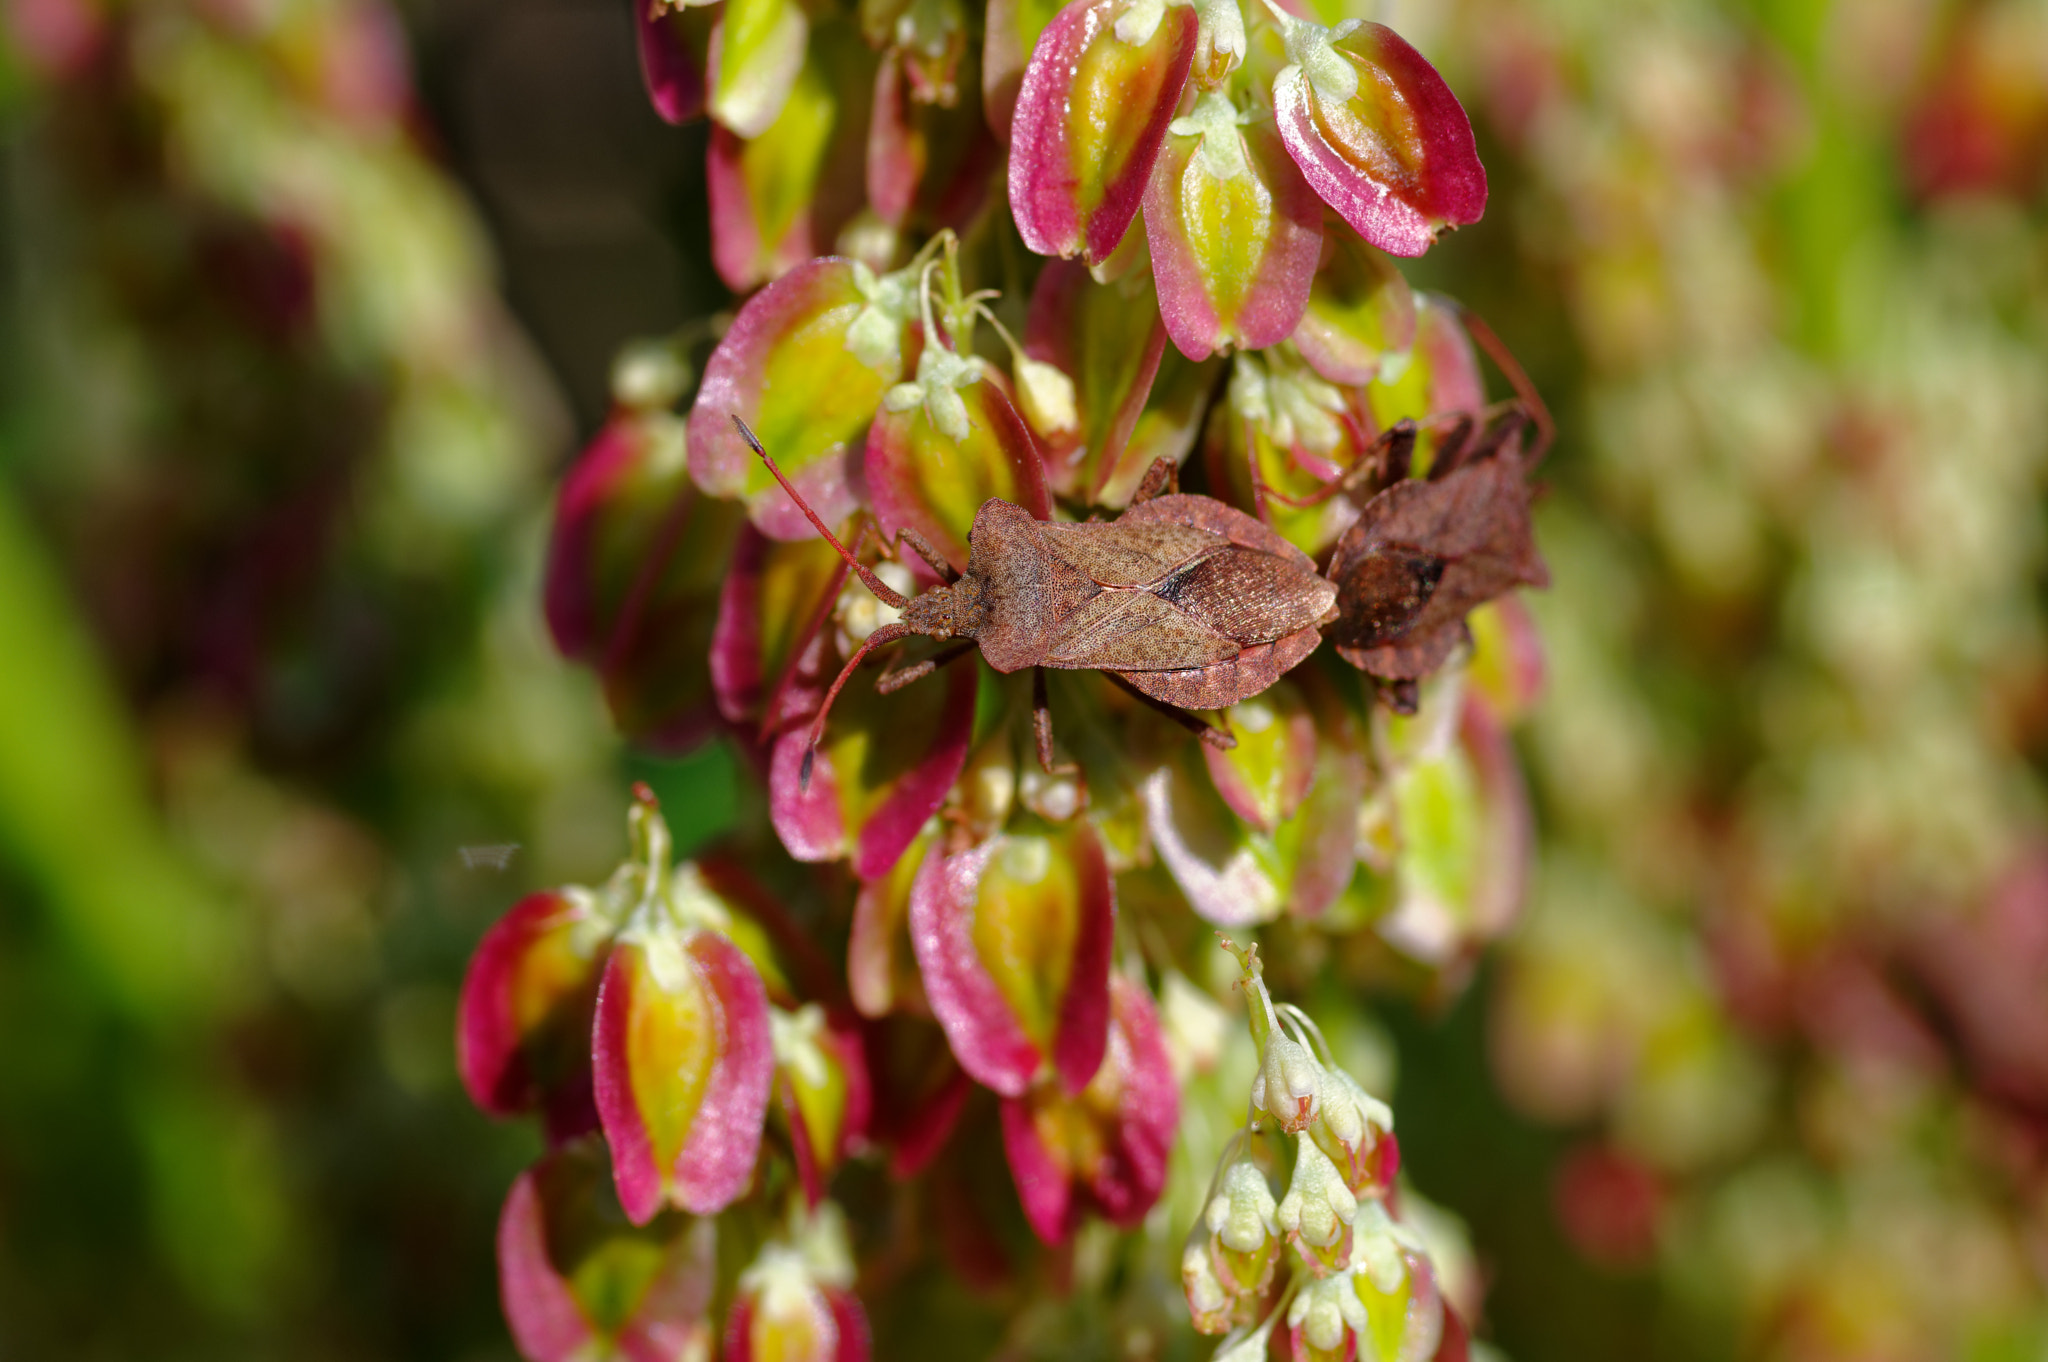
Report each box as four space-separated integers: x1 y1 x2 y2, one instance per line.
1087 976 1178 1225
457 890 605 1122
868 47 1001 231
768 652 976 877
1006 0 1198 264
671 932 774 1211
854 659 977 879
1291 233 1418 386
1461 691 1533 941
828 1289 872 1362
499 1146 717 1362
710 527 853 726
723 1297 759 1362
866 374 1051 569
769 720 849 863
1143 111 1322 360
592 931 773 1222
497 1168 596 1362
635 0 709 124
982 0 1063 144
998 1094 1076 1244
850 826 933 1017
1050 823 1115 1095
1272 22 1486 257
908 839 1043 1096
689 258 907 541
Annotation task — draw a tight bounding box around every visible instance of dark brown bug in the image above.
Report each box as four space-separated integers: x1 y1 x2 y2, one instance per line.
1259 310 1552 711
730 416 1337 780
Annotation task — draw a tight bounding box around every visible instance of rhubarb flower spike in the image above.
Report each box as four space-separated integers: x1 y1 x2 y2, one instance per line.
725 1202 871 1362
591 798 776 1223
1007 0 1200 265
497 1138 717 1362
1276 1134 1355 1275
1265 8 1487 257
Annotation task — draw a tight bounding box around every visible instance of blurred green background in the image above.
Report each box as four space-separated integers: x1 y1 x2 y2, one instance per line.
0 0 2043 1358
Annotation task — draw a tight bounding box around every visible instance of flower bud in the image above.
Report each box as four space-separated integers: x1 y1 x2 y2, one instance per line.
1252 1031 1322 1133
1349 1200 1445 1362
497 1139 716 1362
1268 17 1486 257
867 349 1051 570
593 910 774 1223
909 827 1115 1097
997 976 1178 1243
726 1204 870 1362
1180 1236 1238 1335
457 888 610 1135
1277 1135 1356 1275
771 1003 873 1206
687 257 917 540
544 410 743 748
1013 354 1079 438
1288 1270 1370 1362
1143 91 1321 361
1184 1158 1280 1328
1007 0 1198 264
1310 1065 1398 1197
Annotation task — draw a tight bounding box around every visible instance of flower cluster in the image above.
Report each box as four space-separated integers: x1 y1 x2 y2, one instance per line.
465 0 1551 1352
461 788 873 1359
1184 940 1462 1362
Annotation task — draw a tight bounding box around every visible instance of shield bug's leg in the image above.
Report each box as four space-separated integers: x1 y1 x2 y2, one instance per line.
1263 421 1420 509
1031 668 1080 774
799 622 913 788
876 640 976 695
1104 672 1237 751
1375 677 1421 715
896 527 961 585
1129 456 1180 505
1458 305 1555 466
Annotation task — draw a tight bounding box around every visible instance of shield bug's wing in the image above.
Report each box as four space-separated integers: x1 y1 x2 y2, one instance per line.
1116 493 1318 569
1325 546 1445 650
1335 618 1468 681
1331 455 1545 659
1156 548 1338 643
1117 623 1325 710
1036 518 1225 588
1044 589 1240 671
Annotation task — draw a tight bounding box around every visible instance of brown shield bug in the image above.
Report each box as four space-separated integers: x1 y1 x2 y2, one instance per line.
1260 309 1552 711
729 416 1338 781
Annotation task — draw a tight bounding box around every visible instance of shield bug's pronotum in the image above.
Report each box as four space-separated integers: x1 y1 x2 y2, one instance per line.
729 416 1339 782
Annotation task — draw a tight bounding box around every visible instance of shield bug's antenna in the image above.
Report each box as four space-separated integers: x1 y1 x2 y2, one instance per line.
730 415 911 610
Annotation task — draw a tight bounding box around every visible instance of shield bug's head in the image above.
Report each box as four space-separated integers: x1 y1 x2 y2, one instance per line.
898 574 986 642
